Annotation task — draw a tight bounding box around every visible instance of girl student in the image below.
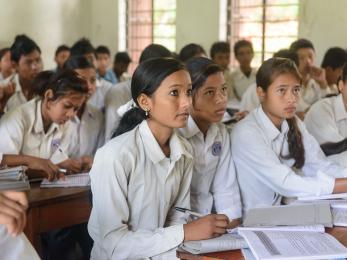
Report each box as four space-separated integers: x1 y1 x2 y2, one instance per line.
305 63 347 167
231 57 347 213
64 56 104 169
0 69 90 178
178 57 241 227
88 58 230 260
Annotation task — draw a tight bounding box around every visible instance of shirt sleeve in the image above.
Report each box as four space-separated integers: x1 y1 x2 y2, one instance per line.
231 122 335 198
89 146 184 259
0 112 24 155
210 126 242 219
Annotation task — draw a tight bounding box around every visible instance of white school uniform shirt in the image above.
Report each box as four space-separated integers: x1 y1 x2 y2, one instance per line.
88 78 114 112
104 80 132 141
304 94 347 167
88 120 193 260
230 67 257 100
231 106 347 213
4 74 27 112
0 97 70 164
301 78 331 107
68 103 104 158
0 225 40 260
179 117 242 219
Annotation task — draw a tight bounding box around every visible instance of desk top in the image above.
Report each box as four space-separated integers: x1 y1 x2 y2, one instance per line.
27 182 91 207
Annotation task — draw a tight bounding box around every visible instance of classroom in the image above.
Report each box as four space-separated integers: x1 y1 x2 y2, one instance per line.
1 0 347 259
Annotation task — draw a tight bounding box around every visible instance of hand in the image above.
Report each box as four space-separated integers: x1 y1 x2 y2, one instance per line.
79 156 93 172
3 80 16 98
227 218 241 229
309 66 328 89
183 214 229 241
58 158 82 174
0 191 28 236
24 156 62 181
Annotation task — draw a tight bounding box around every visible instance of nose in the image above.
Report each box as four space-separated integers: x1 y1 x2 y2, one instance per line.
215 89 227 104
286 90 297 104
181 94 191 110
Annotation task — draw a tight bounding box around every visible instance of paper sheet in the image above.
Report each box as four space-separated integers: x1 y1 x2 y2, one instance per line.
40 173 90 188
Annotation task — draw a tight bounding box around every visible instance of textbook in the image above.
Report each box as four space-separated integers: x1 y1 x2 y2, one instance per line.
40 173 90 188
0 166 30 191
238 229 347 260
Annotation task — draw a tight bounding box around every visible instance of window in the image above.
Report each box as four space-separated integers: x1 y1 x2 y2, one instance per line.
124 0 176 72
229 0 299 67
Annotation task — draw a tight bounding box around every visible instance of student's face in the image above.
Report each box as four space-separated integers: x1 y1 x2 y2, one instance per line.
45 92 86 124
326 66 343 86
212 52 230 70
143 70 192 129
55 50 70 69
235 46 254 68
114 62 129 75
297 48 315 76
257 73 301 128
96 53 110 75
0 51 14 75
190 72 227 124
75 68 97 99
15 50 43 82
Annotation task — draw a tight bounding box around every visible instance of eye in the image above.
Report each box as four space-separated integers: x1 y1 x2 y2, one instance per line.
293 87 301 96
170 89 179 96
205 90 215 96
276 88 286 95
221 87 228 94
187 89 192 96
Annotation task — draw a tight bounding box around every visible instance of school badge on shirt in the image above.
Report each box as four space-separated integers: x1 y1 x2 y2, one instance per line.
51 138 61 152
212 142 222 156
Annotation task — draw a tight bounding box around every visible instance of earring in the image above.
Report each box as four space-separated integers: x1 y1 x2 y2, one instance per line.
144 108 149 117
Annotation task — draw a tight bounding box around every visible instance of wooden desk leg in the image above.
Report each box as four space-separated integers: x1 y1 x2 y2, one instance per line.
25 207 42 256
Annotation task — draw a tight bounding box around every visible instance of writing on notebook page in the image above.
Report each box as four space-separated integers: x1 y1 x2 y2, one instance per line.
40 173 90 188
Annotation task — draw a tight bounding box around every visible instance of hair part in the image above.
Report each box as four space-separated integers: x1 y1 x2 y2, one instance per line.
70 38 95 57
321 47 347 69
289 38 315 54
95 45 111 56
55 45 70 57
64 56 95 70
139 44 172 63
114 51 132 64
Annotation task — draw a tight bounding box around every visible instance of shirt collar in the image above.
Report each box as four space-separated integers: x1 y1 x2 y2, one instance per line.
14 74 22 93
139 120 190 164
255 106 289 141
334 94 347 122
33 98 59 135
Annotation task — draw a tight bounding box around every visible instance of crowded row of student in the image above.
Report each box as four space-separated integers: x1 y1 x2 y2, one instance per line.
1 34 347 259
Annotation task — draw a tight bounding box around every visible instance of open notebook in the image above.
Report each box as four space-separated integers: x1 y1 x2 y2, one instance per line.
40 173 90 188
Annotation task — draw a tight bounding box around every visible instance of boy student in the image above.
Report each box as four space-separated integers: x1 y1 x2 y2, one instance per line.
321 47 347 93
54 45 70 72
5 35 43 112
95 45 117 84
113 51 132 83
0 48 14 81
70 38 113 111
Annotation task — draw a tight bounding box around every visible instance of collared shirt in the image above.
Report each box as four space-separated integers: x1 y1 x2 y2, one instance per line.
230 67 257 100
88 78 114 112
88 120 193 260
5 74 27 112
98 69 118 85
0 225 40 260
104 80 132 141
305 94 347 167
68 103 104 157
231 106 347 213
179 117 242 219
0 98 70 164
301 78 331 107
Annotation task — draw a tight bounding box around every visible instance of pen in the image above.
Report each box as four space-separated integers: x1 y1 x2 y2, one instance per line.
174 207 204 218
58 168 67 173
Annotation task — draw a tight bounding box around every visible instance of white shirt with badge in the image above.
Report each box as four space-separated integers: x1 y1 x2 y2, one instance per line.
88 78 114 113
104 80 132 141
231 106 347 213
88 120 193 260
305 94 347 167
68 103 104 158
179 117 242 220
4 74 27 113
0 97 70 164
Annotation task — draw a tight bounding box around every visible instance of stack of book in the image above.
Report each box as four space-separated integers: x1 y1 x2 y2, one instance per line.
0 166 30 191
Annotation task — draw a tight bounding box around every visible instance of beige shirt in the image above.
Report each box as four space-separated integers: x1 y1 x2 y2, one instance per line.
230 67 257 100
0 98 70 164
4 74 27 113
88 78 114 112
68 103 104 158
88 120 193 259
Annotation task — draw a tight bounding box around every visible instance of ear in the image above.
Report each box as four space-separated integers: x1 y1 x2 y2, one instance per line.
137 93 151 111
44 89 54 104
338 79 344 93
256 86 265 102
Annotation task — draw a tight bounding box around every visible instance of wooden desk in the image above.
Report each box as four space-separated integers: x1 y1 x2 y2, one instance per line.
24 182 92 255
177 227 347 260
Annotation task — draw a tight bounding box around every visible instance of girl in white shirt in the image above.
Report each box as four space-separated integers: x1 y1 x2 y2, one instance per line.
232 57 347 213
0 69 89 176
88 58 230 260
305 64 347 167
179 57 241 226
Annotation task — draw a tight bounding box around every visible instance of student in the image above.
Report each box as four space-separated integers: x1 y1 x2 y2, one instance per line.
64 56 104 162
321 47 347 93
105 43 173 141
6 35 43 112
88 58 229 259
0 48 14 81
305 64 347 167
54 45 70 72
70 38 113 111
179 57 241 226
179 43 207 62
95 45 117 84
232 57 347 213
0 69 89 176
113 51 132 83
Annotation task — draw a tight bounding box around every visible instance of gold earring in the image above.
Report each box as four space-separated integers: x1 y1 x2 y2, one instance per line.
145 108 149 117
